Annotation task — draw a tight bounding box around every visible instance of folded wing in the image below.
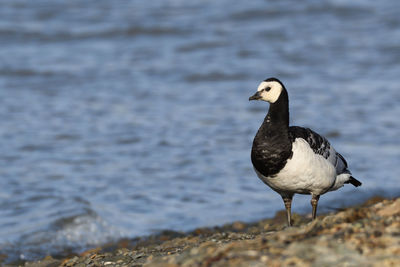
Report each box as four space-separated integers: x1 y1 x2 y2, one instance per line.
289 126 349 176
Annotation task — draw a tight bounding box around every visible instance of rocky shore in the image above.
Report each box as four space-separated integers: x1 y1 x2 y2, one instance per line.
7 196 400 267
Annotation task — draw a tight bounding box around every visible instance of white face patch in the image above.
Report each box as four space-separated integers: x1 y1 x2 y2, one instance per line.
256 81 283 103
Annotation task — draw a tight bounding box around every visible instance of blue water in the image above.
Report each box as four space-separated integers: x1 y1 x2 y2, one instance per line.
0 0 399 262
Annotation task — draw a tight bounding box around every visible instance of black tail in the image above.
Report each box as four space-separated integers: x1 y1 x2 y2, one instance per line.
345 176 362 187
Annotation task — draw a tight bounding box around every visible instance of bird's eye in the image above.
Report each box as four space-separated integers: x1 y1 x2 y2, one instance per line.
265 87 271 92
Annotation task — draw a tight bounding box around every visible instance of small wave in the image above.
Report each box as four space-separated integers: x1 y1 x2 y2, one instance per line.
53 134 81 141
177 41 227 53
237 49 259 58
19 144 54 152
229 3 373 22
0 26 188 42
116 137 141 145
0 69 58 77
2 210 125 263
52 213 125 249
184 72 248 82
123 26 188 37
229 9 285 21
305 3 374 17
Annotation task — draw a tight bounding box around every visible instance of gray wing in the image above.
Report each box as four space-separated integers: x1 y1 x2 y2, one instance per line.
334 151 351 175
289 126 350 175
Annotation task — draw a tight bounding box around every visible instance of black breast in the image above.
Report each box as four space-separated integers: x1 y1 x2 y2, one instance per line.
250 86 292 178
251 130 293 178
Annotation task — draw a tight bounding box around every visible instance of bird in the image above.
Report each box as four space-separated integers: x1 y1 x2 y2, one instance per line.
249 77 361 226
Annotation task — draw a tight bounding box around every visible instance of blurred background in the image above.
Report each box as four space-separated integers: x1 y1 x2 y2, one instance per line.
0 0 399 262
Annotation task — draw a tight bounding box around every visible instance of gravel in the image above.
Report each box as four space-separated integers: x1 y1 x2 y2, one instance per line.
5 196 399 267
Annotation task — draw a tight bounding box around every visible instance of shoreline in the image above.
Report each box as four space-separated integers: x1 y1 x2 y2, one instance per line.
5 195 399 266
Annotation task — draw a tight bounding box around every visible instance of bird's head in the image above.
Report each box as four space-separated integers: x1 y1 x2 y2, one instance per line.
249 77 284 103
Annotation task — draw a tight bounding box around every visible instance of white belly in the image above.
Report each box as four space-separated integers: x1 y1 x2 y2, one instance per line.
256 138 336 196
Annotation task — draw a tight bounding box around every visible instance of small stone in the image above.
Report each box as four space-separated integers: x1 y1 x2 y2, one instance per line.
43 255 53 261
232 221 246 231
377 199 400 217
134 252 144 259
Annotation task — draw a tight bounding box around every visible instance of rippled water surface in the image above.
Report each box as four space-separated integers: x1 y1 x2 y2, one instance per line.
0 0 399 262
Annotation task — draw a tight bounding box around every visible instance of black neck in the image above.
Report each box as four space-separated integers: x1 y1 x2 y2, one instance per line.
260 88 289 134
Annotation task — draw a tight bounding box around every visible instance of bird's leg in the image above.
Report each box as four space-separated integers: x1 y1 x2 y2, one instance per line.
282 195 293 226
311 195 320 220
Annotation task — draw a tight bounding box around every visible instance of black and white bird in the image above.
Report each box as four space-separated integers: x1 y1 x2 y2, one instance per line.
249 78 361 226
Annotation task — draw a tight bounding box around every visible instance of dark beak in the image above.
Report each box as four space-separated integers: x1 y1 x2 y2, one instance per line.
249 91 261 101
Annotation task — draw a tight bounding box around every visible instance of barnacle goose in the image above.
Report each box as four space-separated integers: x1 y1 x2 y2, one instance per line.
249 78 361 226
